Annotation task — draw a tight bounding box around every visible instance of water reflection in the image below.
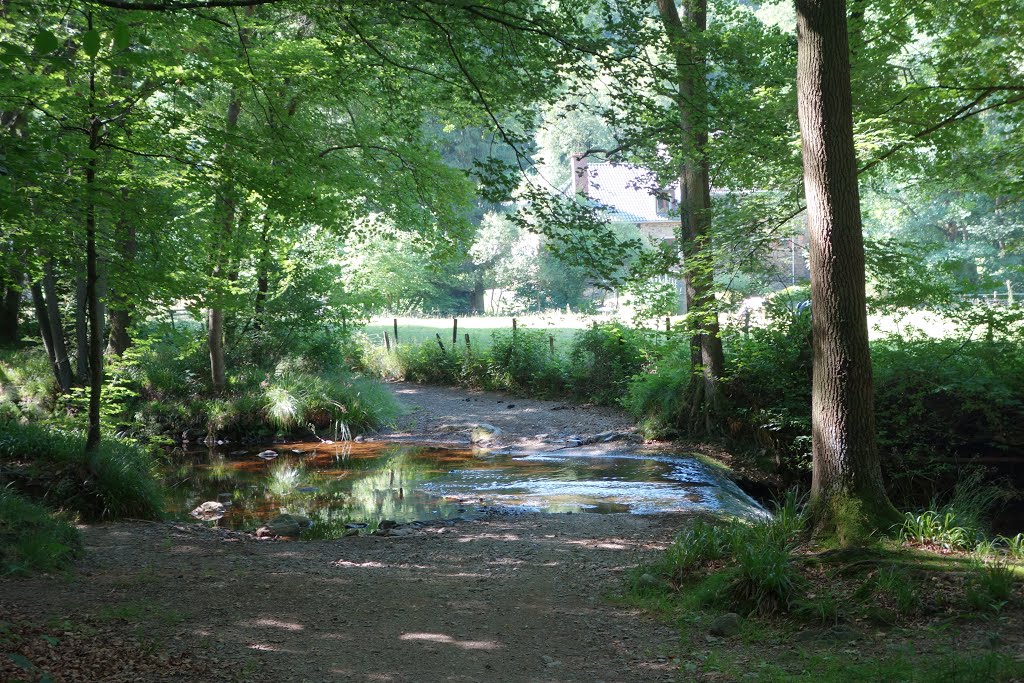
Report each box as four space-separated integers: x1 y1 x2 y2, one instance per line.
163 442 763 539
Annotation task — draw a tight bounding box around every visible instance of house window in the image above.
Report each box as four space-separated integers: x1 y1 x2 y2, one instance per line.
656 194 678 216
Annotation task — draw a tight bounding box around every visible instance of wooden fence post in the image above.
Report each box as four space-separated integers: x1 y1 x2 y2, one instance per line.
452 317 458 346
393 318 399 346
435 333 446 352
384 331 391 352
549 335 555 357
464 333 471 356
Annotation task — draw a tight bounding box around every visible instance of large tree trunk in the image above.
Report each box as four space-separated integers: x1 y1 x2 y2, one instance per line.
795 0 898 538
84 20 104 453
657 0 726 430
41 260 74 391
208 97 241 394
0 269 23 346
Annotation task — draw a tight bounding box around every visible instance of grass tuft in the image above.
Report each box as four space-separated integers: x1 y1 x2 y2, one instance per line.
0 488 81 575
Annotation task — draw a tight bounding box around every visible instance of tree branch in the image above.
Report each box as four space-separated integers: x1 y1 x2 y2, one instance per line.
87 0 287 9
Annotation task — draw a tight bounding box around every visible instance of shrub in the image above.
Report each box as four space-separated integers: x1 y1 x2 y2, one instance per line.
489 329 565 395
624 348 692 438
567 323 646 405
0 421 163 521
0 347 57 419
0 488 81 575
872 337 1024 502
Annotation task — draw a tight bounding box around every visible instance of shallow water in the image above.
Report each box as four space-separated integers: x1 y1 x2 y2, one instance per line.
163 441 763 539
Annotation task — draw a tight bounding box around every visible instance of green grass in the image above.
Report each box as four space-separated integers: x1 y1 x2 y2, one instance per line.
0 488 81 575
622 490 1024 683
361 314 587 353
0 421 163 521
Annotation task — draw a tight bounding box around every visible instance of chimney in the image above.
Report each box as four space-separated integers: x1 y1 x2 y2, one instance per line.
571 152 588 196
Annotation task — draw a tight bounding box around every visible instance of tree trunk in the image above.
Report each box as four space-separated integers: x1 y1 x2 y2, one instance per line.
84 18 103 453
75 277 90 380
0 269 23 346
471 276 485 314
41 260 74 391
106 193 136 356
657 0 726 430
795 0 898 539
253 227 270 331
208 96 241 393
31 281 67 391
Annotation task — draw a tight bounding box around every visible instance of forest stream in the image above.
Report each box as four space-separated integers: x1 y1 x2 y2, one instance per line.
1 383 749 683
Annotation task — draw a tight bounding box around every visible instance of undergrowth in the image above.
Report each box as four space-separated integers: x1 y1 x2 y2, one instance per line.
0 421 163 521
625 491 1024 681
0 488 81 575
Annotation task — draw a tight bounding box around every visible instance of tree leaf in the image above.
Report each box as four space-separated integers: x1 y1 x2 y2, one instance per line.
113 23 130 51
82 29 101 57
33 30 59 55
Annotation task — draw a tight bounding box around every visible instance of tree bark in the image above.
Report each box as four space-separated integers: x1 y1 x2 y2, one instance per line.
41 260 74 391
75 276 90 380
106 191 137 356
84 16 104 453
253 226 270 331
0 269 23 346
656 0 726 429
31 281 66 391
795 0 898 538
208 96 241 393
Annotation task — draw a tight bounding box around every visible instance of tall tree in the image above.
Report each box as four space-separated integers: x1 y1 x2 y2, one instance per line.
656 0 726 425
795 0 898 537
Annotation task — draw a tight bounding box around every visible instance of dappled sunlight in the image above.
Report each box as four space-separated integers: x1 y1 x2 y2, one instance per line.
456 533 522 542
253 618 304 631
333 559 433 570
399 632 502 650
246 642 287 652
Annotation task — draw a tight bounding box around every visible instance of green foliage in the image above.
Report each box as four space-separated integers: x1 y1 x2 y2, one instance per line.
623 347 693 438
900 510 973 550
872 338 1024 500
966 559 1017 612
360 328 567 397
0 488 81 576
999 533 1024 559
645 494 807 616
489 330 565 395
567 323 646 405
0 422 162 521
0 348 57 420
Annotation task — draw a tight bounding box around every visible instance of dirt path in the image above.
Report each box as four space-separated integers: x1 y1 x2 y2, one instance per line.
2 384 692 683
378 381 647 455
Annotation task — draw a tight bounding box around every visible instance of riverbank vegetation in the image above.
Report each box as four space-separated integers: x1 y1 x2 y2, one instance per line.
623 491 1024 681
